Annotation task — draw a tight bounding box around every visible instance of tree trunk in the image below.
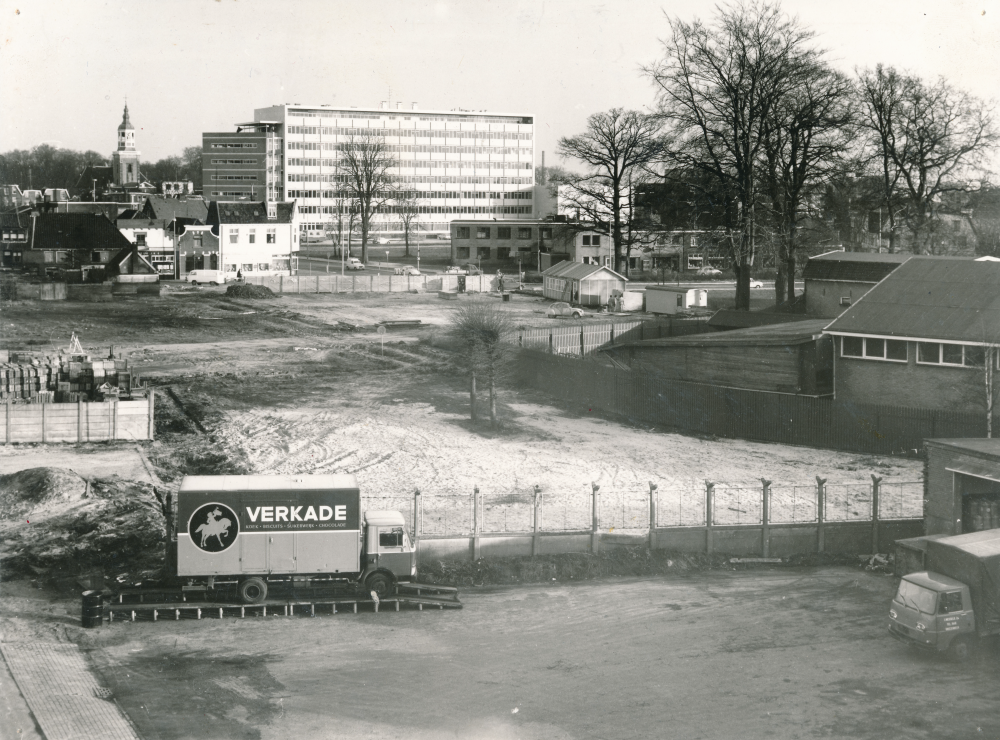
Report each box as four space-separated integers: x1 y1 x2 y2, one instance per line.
470 372 477 422
489 378 497 429
733 262 751 310
404 230 410 257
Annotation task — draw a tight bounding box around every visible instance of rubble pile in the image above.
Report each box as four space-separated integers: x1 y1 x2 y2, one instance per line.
225 283 276 299
0 467 167 580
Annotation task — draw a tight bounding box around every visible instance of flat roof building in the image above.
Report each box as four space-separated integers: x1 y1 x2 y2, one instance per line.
205 103 536 239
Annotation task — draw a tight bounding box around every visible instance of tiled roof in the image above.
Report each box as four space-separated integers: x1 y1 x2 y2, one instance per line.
0 209 30 229
141 196 208 221
803 251 912 282
542 261 626 281
616 319 830 349
29 213 133 253
825 258 1000 343
207 201 295 225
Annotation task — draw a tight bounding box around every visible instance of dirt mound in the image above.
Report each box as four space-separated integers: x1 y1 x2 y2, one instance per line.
0 469 167 580
226 284 276 299
0 467 87 520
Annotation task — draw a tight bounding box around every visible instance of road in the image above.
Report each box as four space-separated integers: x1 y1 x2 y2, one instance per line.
82 568 1000 740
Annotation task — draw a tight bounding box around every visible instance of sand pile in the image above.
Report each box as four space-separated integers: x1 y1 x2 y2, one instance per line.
0 467 167 580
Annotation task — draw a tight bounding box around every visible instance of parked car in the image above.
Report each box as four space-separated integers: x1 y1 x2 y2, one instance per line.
546 301 586 319
463 264 483 275
393 266 421 276
346 258 365 270
696 267 722 277
444 266 466 275
750 278 764 289
186 269 229 285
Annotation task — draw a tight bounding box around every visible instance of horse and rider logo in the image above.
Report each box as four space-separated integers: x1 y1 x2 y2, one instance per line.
188 503 239 553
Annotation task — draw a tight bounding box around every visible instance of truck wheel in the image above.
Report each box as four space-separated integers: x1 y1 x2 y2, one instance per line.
365 572 393 598
238 578 268 604
948 636 974 662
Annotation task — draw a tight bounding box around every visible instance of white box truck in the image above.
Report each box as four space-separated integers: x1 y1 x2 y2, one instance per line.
175 474 415 603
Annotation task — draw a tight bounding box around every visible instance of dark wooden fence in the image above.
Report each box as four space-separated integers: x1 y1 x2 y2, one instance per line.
517 350 996 456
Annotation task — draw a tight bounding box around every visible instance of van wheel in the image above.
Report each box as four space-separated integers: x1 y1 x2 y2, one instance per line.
191 280 198 285
948 636 974 662
365 572 393 598
238 577 268 604
211 281 220 286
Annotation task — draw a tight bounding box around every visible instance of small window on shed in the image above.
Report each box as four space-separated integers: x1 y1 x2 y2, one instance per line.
842 336 863 357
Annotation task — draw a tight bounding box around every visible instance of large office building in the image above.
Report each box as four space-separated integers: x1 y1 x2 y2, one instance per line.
203 102 535 238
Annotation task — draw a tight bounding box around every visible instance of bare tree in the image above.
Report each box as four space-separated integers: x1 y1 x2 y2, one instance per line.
858 66 998 254
449 298 517 429
761 59 854 303
557 109 661 274
394 190 422 258
340 131 398 264
646 2 814 309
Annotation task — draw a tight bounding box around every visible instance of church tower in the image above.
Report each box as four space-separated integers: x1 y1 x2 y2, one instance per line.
112 104 141 186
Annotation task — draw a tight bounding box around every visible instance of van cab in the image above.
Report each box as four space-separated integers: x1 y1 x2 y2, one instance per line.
186 269 229 285
888 571 976 660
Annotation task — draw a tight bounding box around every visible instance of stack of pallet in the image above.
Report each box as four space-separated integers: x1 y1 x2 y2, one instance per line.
0 351 134 404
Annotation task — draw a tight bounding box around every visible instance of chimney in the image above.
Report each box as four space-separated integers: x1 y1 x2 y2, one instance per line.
380 101 388 110
396 102 402 110
411 102 418 110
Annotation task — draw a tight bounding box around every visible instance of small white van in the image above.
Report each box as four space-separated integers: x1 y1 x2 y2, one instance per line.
186 270 229 285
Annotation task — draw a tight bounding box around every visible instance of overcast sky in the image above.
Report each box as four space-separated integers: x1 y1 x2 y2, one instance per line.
2 0 999 166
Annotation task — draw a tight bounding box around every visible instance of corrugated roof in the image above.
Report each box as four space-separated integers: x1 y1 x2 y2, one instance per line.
615 319 830 349
707 310 813 330
803 252 911 282
542 261 626 281
825 258 1000 342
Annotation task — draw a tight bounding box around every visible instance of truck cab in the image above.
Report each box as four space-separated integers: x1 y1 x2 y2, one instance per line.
889 571 976 660
361 510 416 596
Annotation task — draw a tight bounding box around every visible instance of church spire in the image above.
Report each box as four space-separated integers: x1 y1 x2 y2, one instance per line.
119 103 133 131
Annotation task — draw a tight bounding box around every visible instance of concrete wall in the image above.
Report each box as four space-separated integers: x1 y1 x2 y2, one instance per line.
2 396 154 443
835 338 984 414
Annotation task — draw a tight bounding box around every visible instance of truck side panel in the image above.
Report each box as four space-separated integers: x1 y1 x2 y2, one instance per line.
297 531 360 573
926 532 1000 637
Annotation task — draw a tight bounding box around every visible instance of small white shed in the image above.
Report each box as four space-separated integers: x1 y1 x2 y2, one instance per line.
645 286 708 315
542 262 627 307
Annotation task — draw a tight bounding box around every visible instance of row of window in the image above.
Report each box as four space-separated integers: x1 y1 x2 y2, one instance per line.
286 158 530 170
286 125 531 140
841 337 996 367
227 228 279 244
293 204 533 216
210 143 258 149
2 230 26 241
210 159 259 165
285 173 531 188
455 246 529 260
211 175 259 181
455 226 553 240
207 190 253 197
285 188 530 202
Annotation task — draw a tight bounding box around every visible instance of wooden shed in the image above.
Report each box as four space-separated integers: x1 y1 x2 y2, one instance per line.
924 439 1000 536
602 319 834 395
541 262 627 307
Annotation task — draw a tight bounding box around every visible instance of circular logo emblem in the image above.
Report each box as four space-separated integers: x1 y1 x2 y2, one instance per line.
188 503 239 553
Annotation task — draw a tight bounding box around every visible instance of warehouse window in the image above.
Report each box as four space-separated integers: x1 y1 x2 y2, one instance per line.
497 227 511 239
476 227 490 239
456 227 470 239
918 342 987 368
457 247 470 259
842 336 907 362
540 228 552 239
517 227 532 239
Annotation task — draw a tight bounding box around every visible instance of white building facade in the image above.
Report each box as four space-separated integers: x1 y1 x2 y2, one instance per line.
251 103 536 238
205 201 298 277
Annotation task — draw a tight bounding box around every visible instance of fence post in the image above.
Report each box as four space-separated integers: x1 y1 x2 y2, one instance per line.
472 486 481 560
816 476 827 553
41 401 46 444
591 482 600 554
580 327 585 356
316 275 320 293
871 474 883 554
5 400 10 444
148 389 155 440
705 481 715 554
279 275 284 293
112 399 119 440
532 485 541 557
761 478 771 558
648 482 658 551
610 323 616 345
77 398 83 444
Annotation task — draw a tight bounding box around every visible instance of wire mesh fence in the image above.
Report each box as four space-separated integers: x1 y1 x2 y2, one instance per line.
878 481 925 520
382 480 922 538
655 485 708 528
769 485 819 524
713 486 763 526
823 484 874 522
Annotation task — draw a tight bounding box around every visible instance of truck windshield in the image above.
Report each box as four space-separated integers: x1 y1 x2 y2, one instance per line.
895 580 938 615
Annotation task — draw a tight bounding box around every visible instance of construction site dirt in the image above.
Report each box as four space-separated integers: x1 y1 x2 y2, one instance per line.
1 287 936 738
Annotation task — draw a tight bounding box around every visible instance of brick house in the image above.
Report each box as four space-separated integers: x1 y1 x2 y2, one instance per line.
21 212 134 279
449 219 608 269
824 257 1000 415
